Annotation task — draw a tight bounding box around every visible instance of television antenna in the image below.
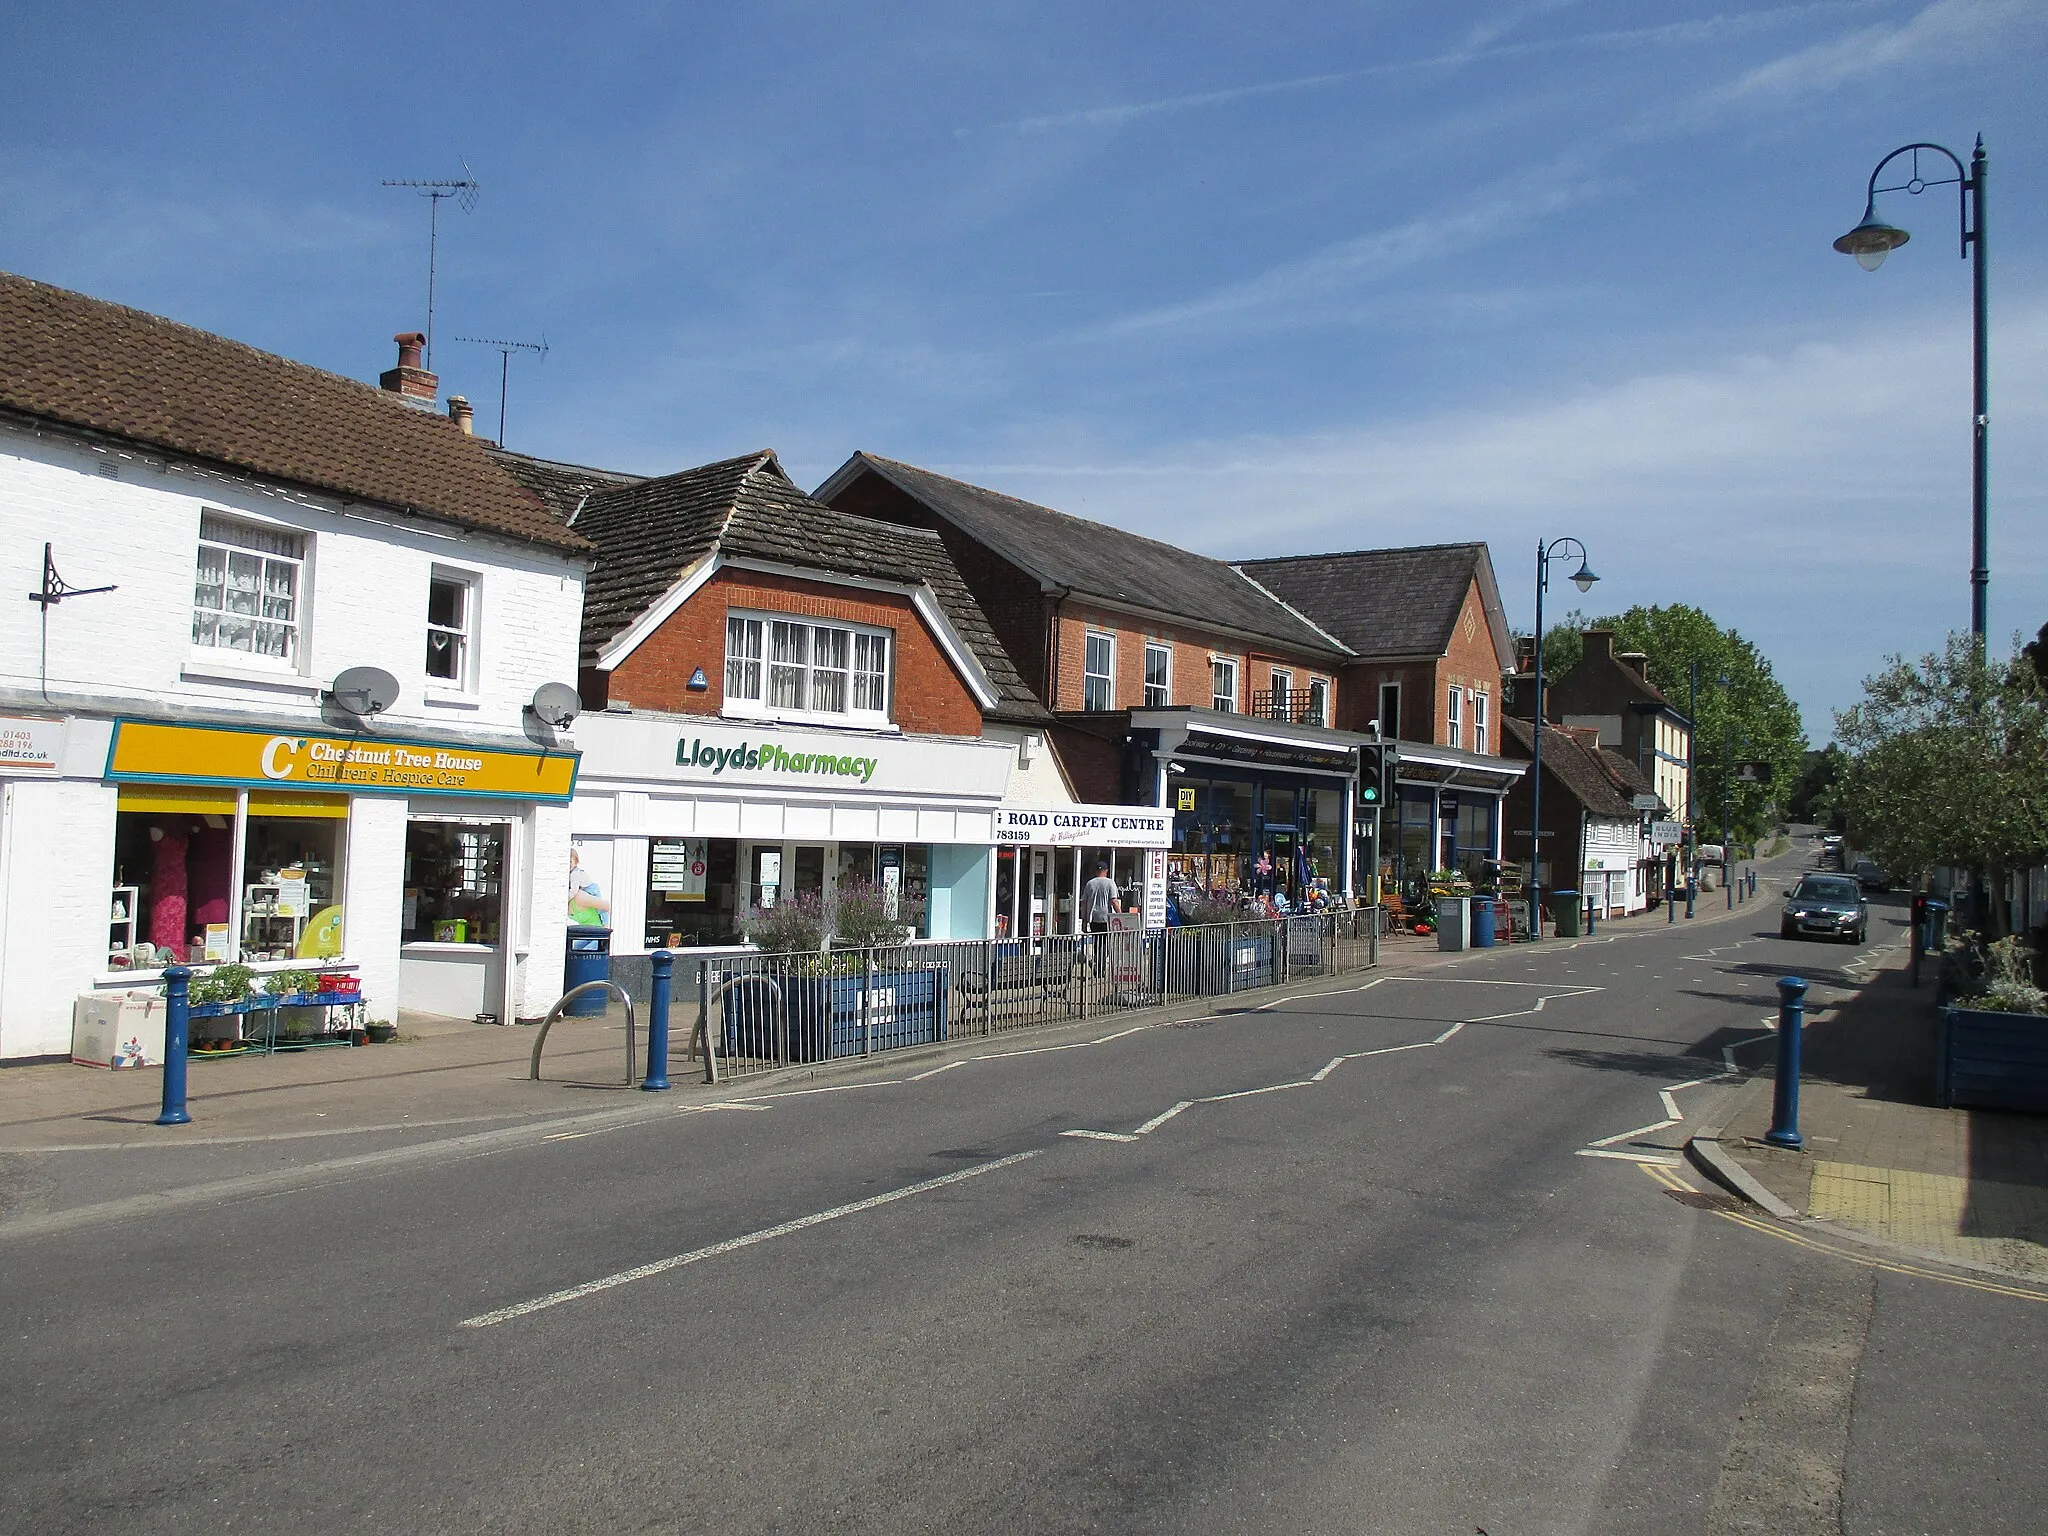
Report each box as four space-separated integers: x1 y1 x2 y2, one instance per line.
381 159 480 371
454 334 548 447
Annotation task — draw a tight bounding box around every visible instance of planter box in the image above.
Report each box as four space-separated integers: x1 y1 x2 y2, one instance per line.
723 968 949 1063
1937 1006 2048 1112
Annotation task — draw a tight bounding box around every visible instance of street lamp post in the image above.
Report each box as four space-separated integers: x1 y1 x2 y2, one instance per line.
1720 675 1734 911
1834 137 1988 644
1528 538 1599 940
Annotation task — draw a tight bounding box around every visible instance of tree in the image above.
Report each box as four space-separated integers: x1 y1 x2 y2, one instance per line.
1541 603 1806 843
1787 746 1845 828
1833 634 2048 933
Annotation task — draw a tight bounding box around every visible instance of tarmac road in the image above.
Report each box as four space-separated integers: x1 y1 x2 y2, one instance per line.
4 851 2043 1534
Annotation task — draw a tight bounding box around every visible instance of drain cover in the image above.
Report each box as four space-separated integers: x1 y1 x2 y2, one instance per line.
1667 1188 1747 1212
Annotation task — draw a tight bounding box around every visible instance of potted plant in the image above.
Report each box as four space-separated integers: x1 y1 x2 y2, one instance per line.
184 963 256 1016
364 1019 398 1044
1938 936 2048 1111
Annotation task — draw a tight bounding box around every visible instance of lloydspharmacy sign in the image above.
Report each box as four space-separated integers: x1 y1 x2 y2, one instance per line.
676 735 880 784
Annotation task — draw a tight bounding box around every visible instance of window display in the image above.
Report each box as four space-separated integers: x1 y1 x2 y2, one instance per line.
403 821 505 947
241 802 346 960
646 837 740 949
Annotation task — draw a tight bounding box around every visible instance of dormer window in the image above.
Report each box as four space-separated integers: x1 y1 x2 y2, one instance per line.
725 611 891 723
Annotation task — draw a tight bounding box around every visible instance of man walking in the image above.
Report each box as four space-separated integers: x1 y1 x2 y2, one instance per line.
1083 860 1121 976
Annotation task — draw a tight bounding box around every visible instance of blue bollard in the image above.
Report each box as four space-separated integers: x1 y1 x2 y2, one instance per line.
641 950 673 1091
1764 975 1806 1148
1685 878 1696 919
1747 870 1757 899
157 965 193 1126
1667 875 1676 924
1585 897 1596 936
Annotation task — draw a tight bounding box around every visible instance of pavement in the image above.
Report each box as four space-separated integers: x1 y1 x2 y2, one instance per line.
1692 940 2048 1282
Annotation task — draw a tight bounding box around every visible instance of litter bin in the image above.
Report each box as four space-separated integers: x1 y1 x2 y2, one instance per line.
1550 890 1583 938
1471 899 1497 948
563 926 612 1015
1436 895 1471 952
1923 898 1949 956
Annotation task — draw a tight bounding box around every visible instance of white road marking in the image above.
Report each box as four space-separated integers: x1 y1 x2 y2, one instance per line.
1062 1129 1139 1142
907 1061 965 1081
1136 1101 1193 1135
1578 1148 1685 1166
460 1149 1043 1328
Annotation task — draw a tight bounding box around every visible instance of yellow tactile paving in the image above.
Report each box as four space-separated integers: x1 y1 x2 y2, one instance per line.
1807 1160 2048 1279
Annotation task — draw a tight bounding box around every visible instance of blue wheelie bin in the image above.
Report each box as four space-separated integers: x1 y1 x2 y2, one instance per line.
563 926 613 1015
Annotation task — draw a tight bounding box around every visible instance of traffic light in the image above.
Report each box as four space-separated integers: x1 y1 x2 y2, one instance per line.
1358 742 1390 811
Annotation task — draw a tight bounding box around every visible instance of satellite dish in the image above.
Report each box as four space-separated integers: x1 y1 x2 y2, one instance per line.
326 666 401 717
528 681 581 729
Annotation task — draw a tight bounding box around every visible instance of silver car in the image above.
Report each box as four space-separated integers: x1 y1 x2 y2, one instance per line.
1781 874 1867 944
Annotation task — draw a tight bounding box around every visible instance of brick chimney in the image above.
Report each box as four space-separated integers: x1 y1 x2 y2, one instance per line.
1616 650 1651 681
379 332 437 409
1581 628 1616 664
447 395 475 435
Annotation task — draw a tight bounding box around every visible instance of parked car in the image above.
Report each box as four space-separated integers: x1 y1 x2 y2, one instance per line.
1781 874 1868 944
1851 857 1892 892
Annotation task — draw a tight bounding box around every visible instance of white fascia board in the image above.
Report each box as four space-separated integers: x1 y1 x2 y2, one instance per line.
594 551 724 671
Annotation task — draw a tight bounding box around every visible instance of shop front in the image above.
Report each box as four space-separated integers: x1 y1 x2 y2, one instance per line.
569 713 1012 964
0 710 578 1059
1126 710 1360 912
1380 743 1524 900
992 806 1173 937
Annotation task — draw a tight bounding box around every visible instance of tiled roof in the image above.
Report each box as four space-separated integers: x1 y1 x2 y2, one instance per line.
1500 716 1638 819
820 453 1348 658
1236 543 1509 663
489 447 643 524
0 272 587 552
578 451 1045 718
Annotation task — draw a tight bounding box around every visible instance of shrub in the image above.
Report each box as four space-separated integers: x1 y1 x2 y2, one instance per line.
740 890 827 956
831 878 923 949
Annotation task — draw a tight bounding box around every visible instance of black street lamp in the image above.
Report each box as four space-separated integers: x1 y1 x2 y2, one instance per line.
1528 538 1598 940
1834 137 1988 644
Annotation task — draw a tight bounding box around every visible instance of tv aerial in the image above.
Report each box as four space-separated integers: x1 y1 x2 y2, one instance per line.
381 157 481 371
454 334 548 448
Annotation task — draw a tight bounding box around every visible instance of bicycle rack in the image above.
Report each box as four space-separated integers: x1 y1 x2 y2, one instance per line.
529 981 638 1084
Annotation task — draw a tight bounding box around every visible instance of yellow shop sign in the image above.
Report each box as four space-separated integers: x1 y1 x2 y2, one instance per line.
106 720 577 802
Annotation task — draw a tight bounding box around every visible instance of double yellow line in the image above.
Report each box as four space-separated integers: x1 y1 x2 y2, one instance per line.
1635 1163 2048 1305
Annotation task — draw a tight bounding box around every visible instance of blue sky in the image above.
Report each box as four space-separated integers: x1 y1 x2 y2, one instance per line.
4 1 2043 737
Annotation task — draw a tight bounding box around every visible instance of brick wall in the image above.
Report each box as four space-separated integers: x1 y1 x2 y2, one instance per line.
604 568 984 737
1335 578 1508 752
1052 601 1338 716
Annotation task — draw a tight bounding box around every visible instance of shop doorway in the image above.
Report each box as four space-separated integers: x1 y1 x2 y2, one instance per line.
400 818 510 1022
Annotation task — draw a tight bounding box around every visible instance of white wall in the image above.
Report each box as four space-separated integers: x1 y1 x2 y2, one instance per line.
343 795 407 1024
0 778 119 1058
988 723 1077 807
0 421 584 727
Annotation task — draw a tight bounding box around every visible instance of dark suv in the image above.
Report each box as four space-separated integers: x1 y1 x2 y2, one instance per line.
1781 874 1868 944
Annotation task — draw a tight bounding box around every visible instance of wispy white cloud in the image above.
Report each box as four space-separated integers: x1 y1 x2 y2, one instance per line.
1001 6 1865 134
1082 160 1605 339
1717 0 2037 101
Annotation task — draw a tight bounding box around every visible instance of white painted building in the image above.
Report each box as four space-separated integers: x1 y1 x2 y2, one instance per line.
0 277 589 1059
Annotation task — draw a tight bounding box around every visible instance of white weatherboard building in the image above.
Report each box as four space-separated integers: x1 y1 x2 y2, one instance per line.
0 278 590 1059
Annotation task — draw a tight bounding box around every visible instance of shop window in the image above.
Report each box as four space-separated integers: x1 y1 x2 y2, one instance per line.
192 513 304 664
426 570 475 686
1473 690 1489 754
1211 658 1238 713
1083 632 1115 711
1378 681 1401 739
108 787 347 968
646 837 741 949
1144 642 1171 707
1446 686 1462 748
242 800 347 960
727 612 890 722
403 821 506 947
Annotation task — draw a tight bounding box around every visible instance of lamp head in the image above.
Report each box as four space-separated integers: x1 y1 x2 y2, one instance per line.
1833 202 1910 272
1571 560 1599 594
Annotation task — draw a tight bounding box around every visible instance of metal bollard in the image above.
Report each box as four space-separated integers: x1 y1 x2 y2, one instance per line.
1585 897 1596 936
1747 870 1757 899
641 950 673 1091
1686 878 1696 919
157 965 193 1126
1764 975 1807 1149
1667 876 1676 924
